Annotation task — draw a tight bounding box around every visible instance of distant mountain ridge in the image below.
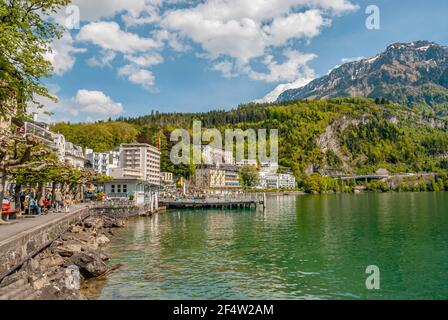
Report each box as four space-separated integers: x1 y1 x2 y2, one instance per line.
276 41 448 118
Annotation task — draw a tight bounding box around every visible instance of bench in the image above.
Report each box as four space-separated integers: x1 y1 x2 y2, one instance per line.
1 210 20 221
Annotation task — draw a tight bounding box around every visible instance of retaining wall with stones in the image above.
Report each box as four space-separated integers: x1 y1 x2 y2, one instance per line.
0 207 90 282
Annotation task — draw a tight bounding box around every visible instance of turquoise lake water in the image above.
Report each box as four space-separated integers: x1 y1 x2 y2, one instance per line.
85 193 448 300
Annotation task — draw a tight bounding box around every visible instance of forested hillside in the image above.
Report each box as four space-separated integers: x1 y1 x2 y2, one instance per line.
52 98 448 178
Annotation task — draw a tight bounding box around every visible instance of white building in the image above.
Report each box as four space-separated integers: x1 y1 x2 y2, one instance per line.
194 164 241 195
202 145 234 165
260 161 279 174
24 121 57 151
257 172 296 190
278 173 296 189
236 159 258 167
109 167 143 180
161 172 174 184
258 172 279 189
109 150 120 170
24 120 86 165
119 143 161 186
86 149 110 176
103 178 159 210
64 142 85 169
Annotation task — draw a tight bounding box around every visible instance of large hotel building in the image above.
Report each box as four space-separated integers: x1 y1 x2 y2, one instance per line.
119 143 161 186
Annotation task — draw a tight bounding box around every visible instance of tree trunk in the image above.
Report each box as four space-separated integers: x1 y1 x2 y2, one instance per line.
14 184 21 211
51 182 56 202
0 169 7 211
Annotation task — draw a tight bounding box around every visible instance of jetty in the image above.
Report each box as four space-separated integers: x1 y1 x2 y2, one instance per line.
160 194 266 210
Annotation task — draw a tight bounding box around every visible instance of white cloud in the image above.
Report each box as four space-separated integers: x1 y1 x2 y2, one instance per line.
118 64 156 90
75 89 124 115
48 0 358 96
87 50 117 68
162 0 357 63
30 88 124 122
249 49 316 83
77 21 162 53
124 53 164 67
254 78 314 103
69 0 148 22
44 31 86 75
155 29 190 53
255 52 366 103
212 60 239 79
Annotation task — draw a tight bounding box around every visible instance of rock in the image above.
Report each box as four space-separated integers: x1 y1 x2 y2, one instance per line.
70 225 84 234
29 274 48 290
98 252 109 261
39 254 65 268
22 258 42 273
103 217 125 228
65 252 109 278
0 271 28 288
83 217 104 229
37 284 86 300
96 234 110 246
56 242 83 257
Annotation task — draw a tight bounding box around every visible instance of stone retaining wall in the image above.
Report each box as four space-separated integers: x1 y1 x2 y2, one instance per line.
90 203 154 218
0 207 90 281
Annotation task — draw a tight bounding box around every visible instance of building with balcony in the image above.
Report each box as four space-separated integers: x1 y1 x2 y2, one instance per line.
119 143 161 186
24 121 67 162
194 164 241 194
109 150 120 170
257 172 296 190
161 172 174 185
24 121 57 150
86 149 110 176
64 142 85 169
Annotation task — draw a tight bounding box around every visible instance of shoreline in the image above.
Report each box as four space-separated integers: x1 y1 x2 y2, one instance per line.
0 214 129 300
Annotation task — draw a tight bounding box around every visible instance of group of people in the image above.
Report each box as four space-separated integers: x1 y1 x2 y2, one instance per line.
18 189 74 215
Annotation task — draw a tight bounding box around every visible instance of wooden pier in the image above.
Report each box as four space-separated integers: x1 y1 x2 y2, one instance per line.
160 195 266 210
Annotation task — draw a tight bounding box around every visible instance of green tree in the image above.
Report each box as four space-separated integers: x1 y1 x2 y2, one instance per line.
240 165 259 190
1 0 70 209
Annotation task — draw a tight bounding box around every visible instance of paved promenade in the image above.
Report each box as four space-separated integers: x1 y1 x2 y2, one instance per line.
0 204 88 243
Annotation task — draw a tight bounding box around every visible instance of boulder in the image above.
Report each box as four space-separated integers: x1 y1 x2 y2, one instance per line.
39 254 65 268
96 234 110 246
56 242 83 257
103 217 125 228
29 274 48 290
69 225 84 234
65 252 109 278
83 217 104 229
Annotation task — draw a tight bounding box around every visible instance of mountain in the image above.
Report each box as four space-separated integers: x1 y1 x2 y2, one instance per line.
276 41 448 118
53 98 448 179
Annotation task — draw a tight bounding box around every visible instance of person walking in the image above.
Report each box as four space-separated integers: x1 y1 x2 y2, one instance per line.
54 189 63 213
64 193 72 213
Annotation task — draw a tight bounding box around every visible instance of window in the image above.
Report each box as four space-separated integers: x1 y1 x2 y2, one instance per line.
117 185 121 193
123 185 128 193
111 185 115 193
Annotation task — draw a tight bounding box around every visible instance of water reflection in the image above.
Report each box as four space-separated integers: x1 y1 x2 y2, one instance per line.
84 193 448 300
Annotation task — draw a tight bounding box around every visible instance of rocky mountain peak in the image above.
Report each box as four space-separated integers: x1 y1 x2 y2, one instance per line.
276 41 448 118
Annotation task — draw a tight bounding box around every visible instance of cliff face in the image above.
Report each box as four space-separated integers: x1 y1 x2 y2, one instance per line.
277 41 448 118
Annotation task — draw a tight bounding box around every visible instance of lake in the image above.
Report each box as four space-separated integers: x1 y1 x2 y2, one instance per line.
84 192 448 300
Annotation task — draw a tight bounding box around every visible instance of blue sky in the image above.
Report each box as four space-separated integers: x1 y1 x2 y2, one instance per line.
38 0 448 123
